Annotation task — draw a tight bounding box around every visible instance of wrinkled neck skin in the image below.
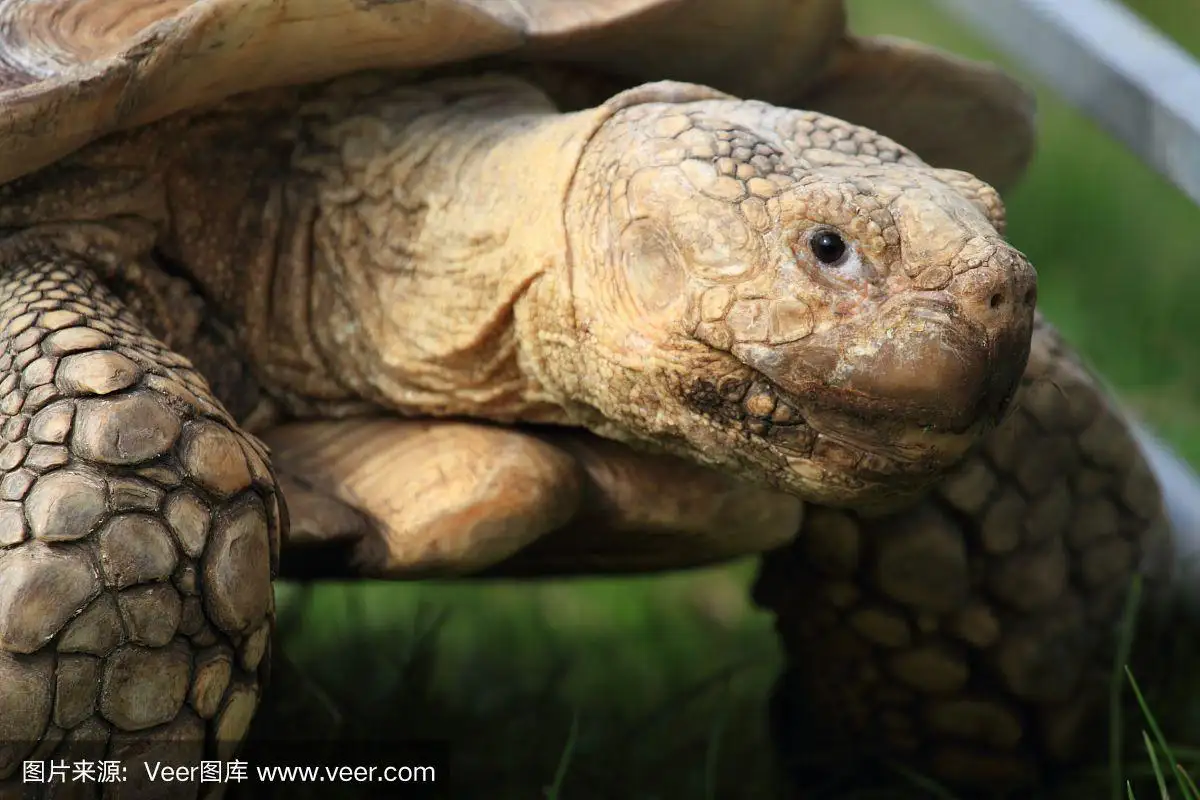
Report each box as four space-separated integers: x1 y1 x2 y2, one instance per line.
295 74 602 424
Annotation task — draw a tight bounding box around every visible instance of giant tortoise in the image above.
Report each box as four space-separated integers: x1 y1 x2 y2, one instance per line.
0 0 1193 795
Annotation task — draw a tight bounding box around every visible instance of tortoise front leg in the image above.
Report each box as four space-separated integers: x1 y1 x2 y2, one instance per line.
265 418 584 578
0 248 282 796
754 321 1172 788
264 418 800 579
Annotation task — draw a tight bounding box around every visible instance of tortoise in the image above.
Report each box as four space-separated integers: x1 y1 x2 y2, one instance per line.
0 0 1194 794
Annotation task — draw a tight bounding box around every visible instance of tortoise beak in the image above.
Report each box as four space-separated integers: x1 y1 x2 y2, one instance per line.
734 266 1036 437
811 297 1029 433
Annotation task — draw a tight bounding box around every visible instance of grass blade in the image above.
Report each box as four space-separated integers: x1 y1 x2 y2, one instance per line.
1180 762 1200 799
1112 575 1145 800
546 711 580 800
1143 729 1170 800
1128 666 1194 798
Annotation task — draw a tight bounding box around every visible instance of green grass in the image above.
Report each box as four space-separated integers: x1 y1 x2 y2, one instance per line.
244 1 1200 797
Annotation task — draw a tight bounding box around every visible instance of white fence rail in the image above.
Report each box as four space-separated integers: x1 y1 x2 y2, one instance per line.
931 0 1200 206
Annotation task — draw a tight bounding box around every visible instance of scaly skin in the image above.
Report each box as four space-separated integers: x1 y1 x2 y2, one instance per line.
555 85 1035 508
0 234 282 795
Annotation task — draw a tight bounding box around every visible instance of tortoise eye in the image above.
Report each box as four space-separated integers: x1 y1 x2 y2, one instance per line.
809 230 848 265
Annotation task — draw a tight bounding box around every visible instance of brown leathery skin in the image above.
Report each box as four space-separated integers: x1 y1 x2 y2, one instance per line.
753 317 1170 786
0 245 281 796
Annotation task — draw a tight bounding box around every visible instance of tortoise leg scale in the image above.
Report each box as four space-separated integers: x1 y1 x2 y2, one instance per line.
0 251 282 797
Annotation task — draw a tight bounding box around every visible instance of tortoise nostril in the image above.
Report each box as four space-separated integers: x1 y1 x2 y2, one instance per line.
989 293 1003 310
1023 288 1037 306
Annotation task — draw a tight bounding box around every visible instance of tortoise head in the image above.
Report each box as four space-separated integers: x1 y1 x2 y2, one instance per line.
562 85 1036 507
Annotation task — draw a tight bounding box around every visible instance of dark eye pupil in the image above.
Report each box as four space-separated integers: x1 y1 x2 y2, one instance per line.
810 231 847 265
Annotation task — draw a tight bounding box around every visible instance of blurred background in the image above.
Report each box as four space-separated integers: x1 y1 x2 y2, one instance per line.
250 1 1200 797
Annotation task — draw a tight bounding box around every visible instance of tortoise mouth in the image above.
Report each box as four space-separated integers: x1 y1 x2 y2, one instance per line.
708 374 937 464
695 369 989 495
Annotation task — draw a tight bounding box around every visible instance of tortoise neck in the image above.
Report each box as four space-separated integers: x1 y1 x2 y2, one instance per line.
277 74 608 423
